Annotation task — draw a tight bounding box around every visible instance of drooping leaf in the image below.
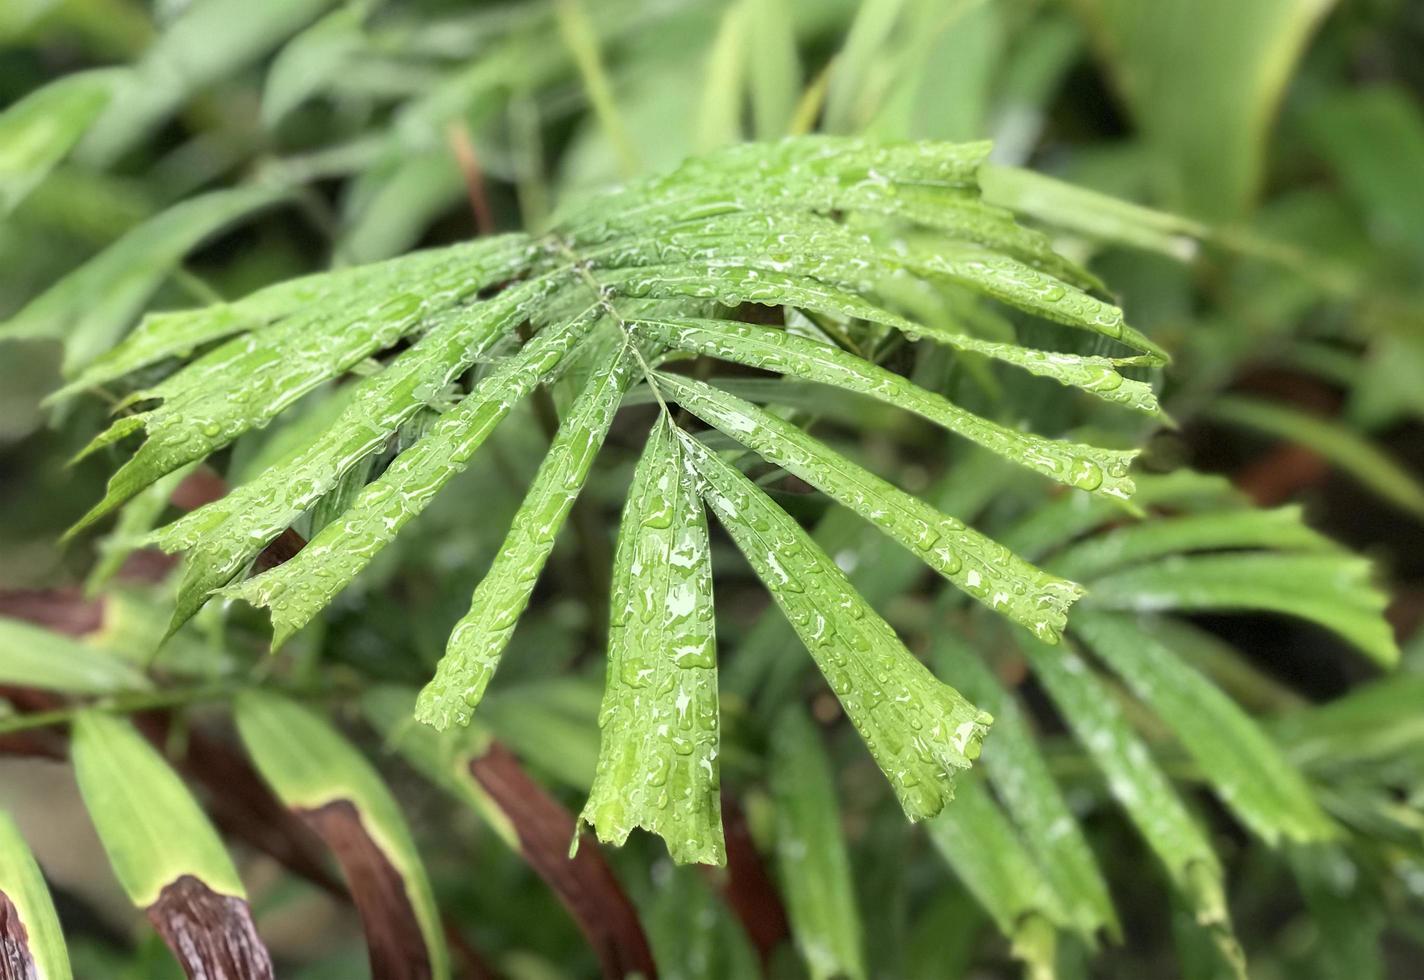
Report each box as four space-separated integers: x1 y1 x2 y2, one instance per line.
364 686 658 977
683 431 991 820
1 185 291 373
1208 395 1424 518
261 6 366 129
0 811 72 980
1084 552 1398 667
0 69 118 217
980 162 1210 260
822 0 907 135
1069 0 1337 219
1021 636 1244 972
1300 84 1424 262
640 862 761 980
477 679 603 793
233 691 449 980
931 634 1119 941
905 887 986 980
1273 674 1424 774
997 469 1247 562
745 0 801 141
77 0 339 165
579 416 724 865
769 707 867 980
70 711 273 979
67 141 1147 667
1288 845 1386 980
695 2 748 150
924 775 1063 980
1072 610 1335 845
553 0 638 177
0 615 150 695
1048 504 1336 582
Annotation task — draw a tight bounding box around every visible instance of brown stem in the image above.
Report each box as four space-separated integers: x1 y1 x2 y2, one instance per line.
468 743 656 979
446 122 496 237
709 794 788 969
146 875 274 980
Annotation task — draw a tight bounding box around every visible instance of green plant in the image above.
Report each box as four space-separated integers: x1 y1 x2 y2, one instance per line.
63 132 1169 844
2 1 1421 979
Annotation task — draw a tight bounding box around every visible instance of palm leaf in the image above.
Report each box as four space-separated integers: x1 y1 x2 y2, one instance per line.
62 136 1164 847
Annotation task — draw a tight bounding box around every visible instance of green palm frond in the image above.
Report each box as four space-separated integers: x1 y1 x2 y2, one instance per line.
62 136 1163 858
926 471 1396 968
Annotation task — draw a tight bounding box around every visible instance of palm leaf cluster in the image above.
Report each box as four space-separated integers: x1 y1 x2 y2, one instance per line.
59 136 1165 858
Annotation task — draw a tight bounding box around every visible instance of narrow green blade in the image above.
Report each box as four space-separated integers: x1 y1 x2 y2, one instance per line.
579 416 724 865
925 776 1062 979
0 616 150 695
0 811 73 980
416 342 637 729
769 707 867 980
1073 611 1335 845
0 69 117 217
